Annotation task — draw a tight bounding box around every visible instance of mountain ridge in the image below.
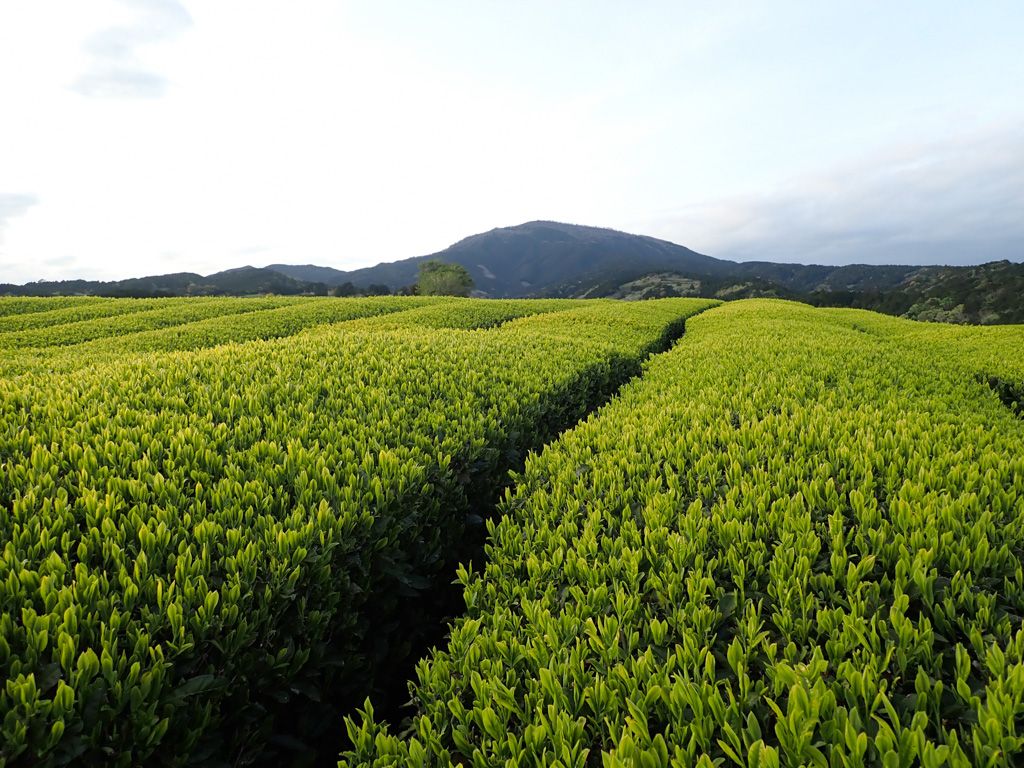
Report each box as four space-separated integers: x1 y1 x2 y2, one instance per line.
3 221 1021 323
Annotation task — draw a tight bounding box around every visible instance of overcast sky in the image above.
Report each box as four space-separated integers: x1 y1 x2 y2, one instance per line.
1 2 1022 282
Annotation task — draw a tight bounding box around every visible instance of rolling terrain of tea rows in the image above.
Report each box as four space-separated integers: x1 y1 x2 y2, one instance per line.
345 300 1024 768
2 296 1023 767
0 295 714 766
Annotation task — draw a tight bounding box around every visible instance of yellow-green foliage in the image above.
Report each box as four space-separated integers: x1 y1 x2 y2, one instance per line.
0 297 716 767
0 297 306 349
0 299 145 333
0 297 110 318
0 298 580 379
36 296 442 356
826 307 1024 395
343 300 1024 768
349 298 588 330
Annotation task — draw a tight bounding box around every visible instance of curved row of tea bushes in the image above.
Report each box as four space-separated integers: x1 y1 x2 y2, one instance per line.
0 298 567 379
0 298 716 767
351 299 588 330
824 308 1024 412
0 297 306 350
52 296 446 355
0 297 108 318
0 296 304 336
343 300 1024 768
92 296 579 351
0 299 141 333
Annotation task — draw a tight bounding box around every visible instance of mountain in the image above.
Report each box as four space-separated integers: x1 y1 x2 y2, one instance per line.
2 221 1020 324
264 264 351 285
0 266 321 298
260 221 953 299
298 221 726 298
270 221 1019 322
807 260 1024 324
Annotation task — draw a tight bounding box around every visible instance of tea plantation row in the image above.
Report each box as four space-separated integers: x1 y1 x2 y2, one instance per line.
0 297 580 378
345 300 1024 768
0 297 715 766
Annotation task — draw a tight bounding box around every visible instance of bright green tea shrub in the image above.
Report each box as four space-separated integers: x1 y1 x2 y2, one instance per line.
0 297 716 766
344 300 1024 768
0 297 304 349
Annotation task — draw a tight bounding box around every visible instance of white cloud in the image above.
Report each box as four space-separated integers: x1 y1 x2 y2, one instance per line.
641 123 1024 265
71 0 192 99
0 194 38 240
0 194 40 279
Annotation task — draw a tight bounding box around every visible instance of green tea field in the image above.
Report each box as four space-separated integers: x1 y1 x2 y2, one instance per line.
1 297 1022 767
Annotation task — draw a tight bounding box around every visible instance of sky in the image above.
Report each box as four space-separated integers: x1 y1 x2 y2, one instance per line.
0 1 1022 283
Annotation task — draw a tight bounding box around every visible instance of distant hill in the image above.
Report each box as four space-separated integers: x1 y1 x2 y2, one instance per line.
264 263 350 285
290 221 1020 322
807 260 1024 324
0 266 322 298
2 221 1021 323
328 221 726 299
258 220 980 299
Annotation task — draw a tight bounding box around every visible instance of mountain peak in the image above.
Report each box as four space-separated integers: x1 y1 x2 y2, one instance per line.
3 220 1021 323
324 220 723 298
